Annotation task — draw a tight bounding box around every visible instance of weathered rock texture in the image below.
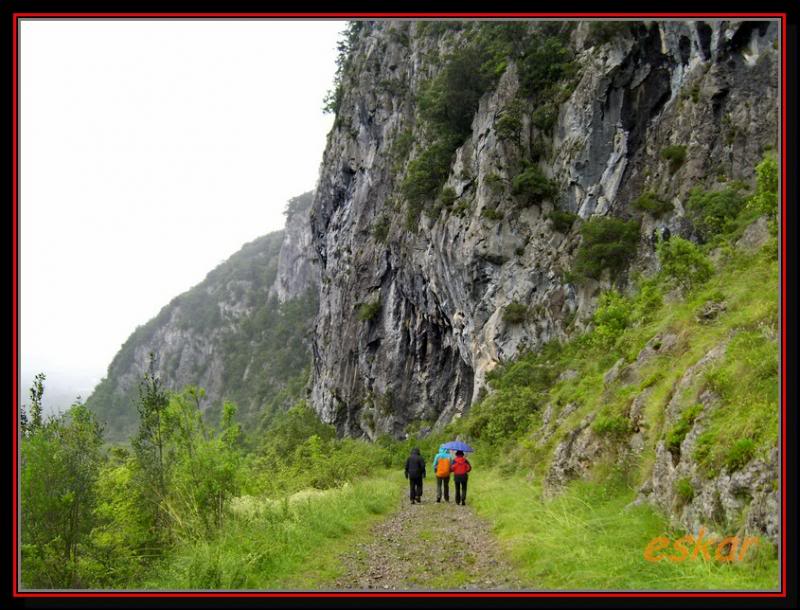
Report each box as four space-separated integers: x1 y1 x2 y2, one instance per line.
86 193 318 440
309 20 779 439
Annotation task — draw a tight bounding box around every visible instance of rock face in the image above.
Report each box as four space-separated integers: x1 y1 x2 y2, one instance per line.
86 193 318 441
308 20 779 439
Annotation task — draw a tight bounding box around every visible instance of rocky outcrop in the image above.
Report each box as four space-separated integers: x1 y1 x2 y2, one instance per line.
309 20 779 438
86 195 319 441
270 192 319 303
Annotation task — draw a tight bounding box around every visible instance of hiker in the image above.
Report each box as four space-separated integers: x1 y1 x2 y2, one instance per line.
432 445 453 503
404 447 426 504
451 450 472 506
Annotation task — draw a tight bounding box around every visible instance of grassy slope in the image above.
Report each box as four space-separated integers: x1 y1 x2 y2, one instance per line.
457 221 780 590
469 470 778 590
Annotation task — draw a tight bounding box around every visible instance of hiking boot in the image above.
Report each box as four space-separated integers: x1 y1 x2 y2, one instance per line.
436 498 441 503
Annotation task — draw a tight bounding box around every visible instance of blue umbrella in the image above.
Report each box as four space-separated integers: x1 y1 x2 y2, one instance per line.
442 440 474 453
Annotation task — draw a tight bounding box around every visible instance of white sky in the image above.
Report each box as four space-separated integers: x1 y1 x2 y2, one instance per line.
20 19 345 408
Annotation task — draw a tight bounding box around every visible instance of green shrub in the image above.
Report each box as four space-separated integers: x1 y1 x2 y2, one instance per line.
661 145 687 173
657 236 713 290
632 192 674 218
531 103 558 132
747 154 779 216
725 439 755 472
591 290 632 348
675 477 695 504
391 129 414 172
631 279 663 323
357 300 381 322
496 100 523 141
373 216 390 243
592 413 631 438
418 43 493 141
481 207 504 221
439 186 457 209
548 210 578 233
666 404 703 454
685 183 748 239
401 135 461 225
503 302 530 324
518 36 576 98
511 164 558 206
573 217 640 280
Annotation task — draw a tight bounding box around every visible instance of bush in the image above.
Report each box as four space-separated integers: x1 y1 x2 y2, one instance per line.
592 413 631 438
401 135 462 225
357 300 381 322
666 404 703 454
657 236 713 290
503 302 529 324
632 192 674 218
747 154 779 216
591 291 631 348
531 103 558 132
685 184 748 240
573 217 641 280
548 210 578 233
661 145 687 173
496 99 523 141
511 164 558 206
518 36 576 98
725 439 755 472
675 477 695 504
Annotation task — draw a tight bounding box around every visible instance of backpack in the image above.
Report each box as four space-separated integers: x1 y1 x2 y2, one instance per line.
452 457 471 476
436 456 451 477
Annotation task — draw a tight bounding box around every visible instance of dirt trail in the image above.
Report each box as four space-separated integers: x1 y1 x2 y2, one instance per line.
333 478 527 591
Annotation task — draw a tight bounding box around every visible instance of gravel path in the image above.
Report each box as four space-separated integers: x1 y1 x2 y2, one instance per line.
333 478 527 591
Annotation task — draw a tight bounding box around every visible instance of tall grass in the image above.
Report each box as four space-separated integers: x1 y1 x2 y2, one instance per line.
469 470 779 591
142 472 403 590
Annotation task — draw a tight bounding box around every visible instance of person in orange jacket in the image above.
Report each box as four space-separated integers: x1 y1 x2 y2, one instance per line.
451 450 472 506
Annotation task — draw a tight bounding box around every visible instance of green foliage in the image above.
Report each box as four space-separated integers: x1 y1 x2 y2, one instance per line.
373 215 390 243
21 380 105 588
502 302 530 324
633 191 674 218
391 129 414 173
531 103 558 132
518 36 577 98
725 439 756 473
511 164 558 206
495 99 523 141
747 154 779 216
685 183 748 240
661 145 687 173
470 471 778 590
548 210 578 233
657 236 714 291
592 413 631 438
323 22 363 115
481 207 504 221
357 299 381 322
675 477 695 504
401 135 462 226
590 291 631 348
666 404 703 454
573 217 641 280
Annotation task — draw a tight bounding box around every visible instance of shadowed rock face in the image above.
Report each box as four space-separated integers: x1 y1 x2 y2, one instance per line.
308 20 779 439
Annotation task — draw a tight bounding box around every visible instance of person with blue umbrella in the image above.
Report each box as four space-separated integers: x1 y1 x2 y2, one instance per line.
442 441 473 506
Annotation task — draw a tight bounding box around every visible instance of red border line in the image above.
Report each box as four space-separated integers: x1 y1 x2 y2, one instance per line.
11 12 789 18
12 11 788 599
12 9 19 600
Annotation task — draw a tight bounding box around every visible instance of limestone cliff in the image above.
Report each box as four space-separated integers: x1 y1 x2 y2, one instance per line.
308 20 779 439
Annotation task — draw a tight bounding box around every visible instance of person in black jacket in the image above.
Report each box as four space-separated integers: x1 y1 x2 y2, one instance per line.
404 447 426 504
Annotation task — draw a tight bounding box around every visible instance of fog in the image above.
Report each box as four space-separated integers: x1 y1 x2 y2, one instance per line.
19 19 345 414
